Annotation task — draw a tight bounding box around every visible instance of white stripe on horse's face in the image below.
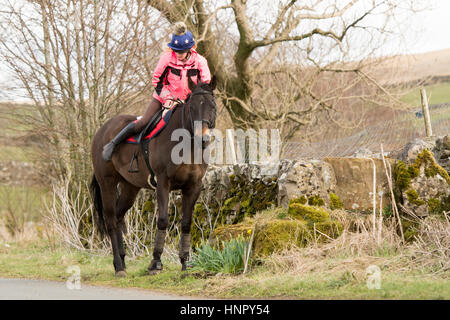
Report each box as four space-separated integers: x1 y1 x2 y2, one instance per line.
202 127 211 139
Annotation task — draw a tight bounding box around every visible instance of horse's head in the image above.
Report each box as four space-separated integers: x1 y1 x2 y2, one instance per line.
186 75 217 143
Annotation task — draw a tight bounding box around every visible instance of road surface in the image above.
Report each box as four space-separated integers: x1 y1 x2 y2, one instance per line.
0 278 201 300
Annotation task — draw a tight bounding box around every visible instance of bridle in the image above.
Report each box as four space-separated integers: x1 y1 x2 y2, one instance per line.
181 88 216 135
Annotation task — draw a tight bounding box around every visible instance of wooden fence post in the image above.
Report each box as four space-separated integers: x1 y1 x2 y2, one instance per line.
420 88 433 137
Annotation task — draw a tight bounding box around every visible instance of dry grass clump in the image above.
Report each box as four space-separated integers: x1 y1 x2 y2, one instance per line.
45 178 157 257
0 220 40 243
263 209 449 278
408 214 450 275
45 179 102 251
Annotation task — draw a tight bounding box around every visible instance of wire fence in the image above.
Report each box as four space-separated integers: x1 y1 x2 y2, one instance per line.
282 103 450 159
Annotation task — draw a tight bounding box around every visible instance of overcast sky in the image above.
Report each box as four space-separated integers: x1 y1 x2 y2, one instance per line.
398 0 450 54
0 0 449 101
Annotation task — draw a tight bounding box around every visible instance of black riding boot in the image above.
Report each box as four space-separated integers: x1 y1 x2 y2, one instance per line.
102 122 136 161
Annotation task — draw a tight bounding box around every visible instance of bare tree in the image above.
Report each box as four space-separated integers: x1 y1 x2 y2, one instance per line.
147 0 428 139
0 0 430 172
0 0 164 182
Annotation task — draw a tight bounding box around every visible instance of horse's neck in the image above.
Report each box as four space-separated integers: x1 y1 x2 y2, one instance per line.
175 102 191 131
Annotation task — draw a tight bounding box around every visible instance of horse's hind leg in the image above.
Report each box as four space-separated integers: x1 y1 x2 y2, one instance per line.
148 176 169 275
98 177 127 277
115 181 140 272
180 184 202 271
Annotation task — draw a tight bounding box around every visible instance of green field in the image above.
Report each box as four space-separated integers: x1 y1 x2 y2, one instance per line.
0 145 36 162
0 102 47 226
0 185 49 223
401 81 450 106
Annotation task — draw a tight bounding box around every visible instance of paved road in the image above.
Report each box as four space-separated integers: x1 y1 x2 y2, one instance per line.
0 278 200 300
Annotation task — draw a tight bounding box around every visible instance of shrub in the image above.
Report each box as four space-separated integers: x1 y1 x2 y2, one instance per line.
191 236 249 274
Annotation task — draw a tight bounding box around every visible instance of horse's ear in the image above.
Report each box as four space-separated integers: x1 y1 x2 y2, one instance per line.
209 75 217 91
188 76 196 92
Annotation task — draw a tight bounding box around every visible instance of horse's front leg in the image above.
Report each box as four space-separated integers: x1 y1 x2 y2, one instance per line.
180 183 202 271
148 176 169 275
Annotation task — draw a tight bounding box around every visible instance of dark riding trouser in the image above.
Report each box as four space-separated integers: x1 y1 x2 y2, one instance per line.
134 98 163 132
102 98 163 161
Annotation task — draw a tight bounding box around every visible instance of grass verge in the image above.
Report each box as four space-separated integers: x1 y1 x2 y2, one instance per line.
0 239 448 299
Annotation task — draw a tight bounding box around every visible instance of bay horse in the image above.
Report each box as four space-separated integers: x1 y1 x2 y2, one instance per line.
90 77 217 277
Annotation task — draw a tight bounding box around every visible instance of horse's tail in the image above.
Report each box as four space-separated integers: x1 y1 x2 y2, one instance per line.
90 175 107 238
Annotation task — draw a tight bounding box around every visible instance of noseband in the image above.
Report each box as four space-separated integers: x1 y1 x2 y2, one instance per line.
181 89 216 135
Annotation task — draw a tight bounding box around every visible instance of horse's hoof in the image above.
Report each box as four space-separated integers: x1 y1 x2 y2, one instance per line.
181 263 194 272
148 260 163 275
115 270 127 278
148 269 162 276
181 263 191 271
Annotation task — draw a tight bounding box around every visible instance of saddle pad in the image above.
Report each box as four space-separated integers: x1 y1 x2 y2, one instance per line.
125 104 178 144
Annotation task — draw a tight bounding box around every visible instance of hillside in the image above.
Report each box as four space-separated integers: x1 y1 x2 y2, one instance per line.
373 49 450 85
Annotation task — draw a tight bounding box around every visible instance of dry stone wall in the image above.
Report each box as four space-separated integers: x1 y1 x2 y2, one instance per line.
145 135 449 247
199 134 450 217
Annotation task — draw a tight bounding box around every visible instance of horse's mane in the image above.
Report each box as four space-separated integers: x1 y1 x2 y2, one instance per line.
197 81 213 92
185 81 214 103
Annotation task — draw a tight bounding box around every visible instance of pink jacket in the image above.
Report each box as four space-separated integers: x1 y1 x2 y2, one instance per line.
152 49 211 104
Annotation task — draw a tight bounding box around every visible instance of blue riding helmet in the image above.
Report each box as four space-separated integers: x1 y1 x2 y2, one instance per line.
167 30 195 52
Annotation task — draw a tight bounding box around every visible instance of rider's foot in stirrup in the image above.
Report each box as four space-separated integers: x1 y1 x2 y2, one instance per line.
102 122 137 162
102 142 116 161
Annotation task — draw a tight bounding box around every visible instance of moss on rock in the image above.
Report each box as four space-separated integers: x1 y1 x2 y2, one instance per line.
442 194 450 213
394 160 413 191
210 204 344 257
406 189 425 206
394 150 450 217
253 219 311 256
219 174 278 224
427 198 442 215
329 193 344 210
415 149 450 184
288 203 331 223
289 196 307 205
211 219 254 244
426 195 450 216
393 148 449 193
308 195 325 206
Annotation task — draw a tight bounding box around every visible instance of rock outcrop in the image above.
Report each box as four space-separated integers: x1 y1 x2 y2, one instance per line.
394 149 450 217
277 160 336 208
323 157 394 211
434 135 450 173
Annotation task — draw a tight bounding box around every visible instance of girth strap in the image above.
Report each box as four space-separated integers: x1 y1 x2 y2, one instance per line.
139 109 163 189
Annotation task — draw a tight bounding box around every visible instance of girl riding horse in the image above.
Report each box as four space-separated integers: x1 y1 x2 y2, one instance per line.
102 21 212 161
91 22 216 277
